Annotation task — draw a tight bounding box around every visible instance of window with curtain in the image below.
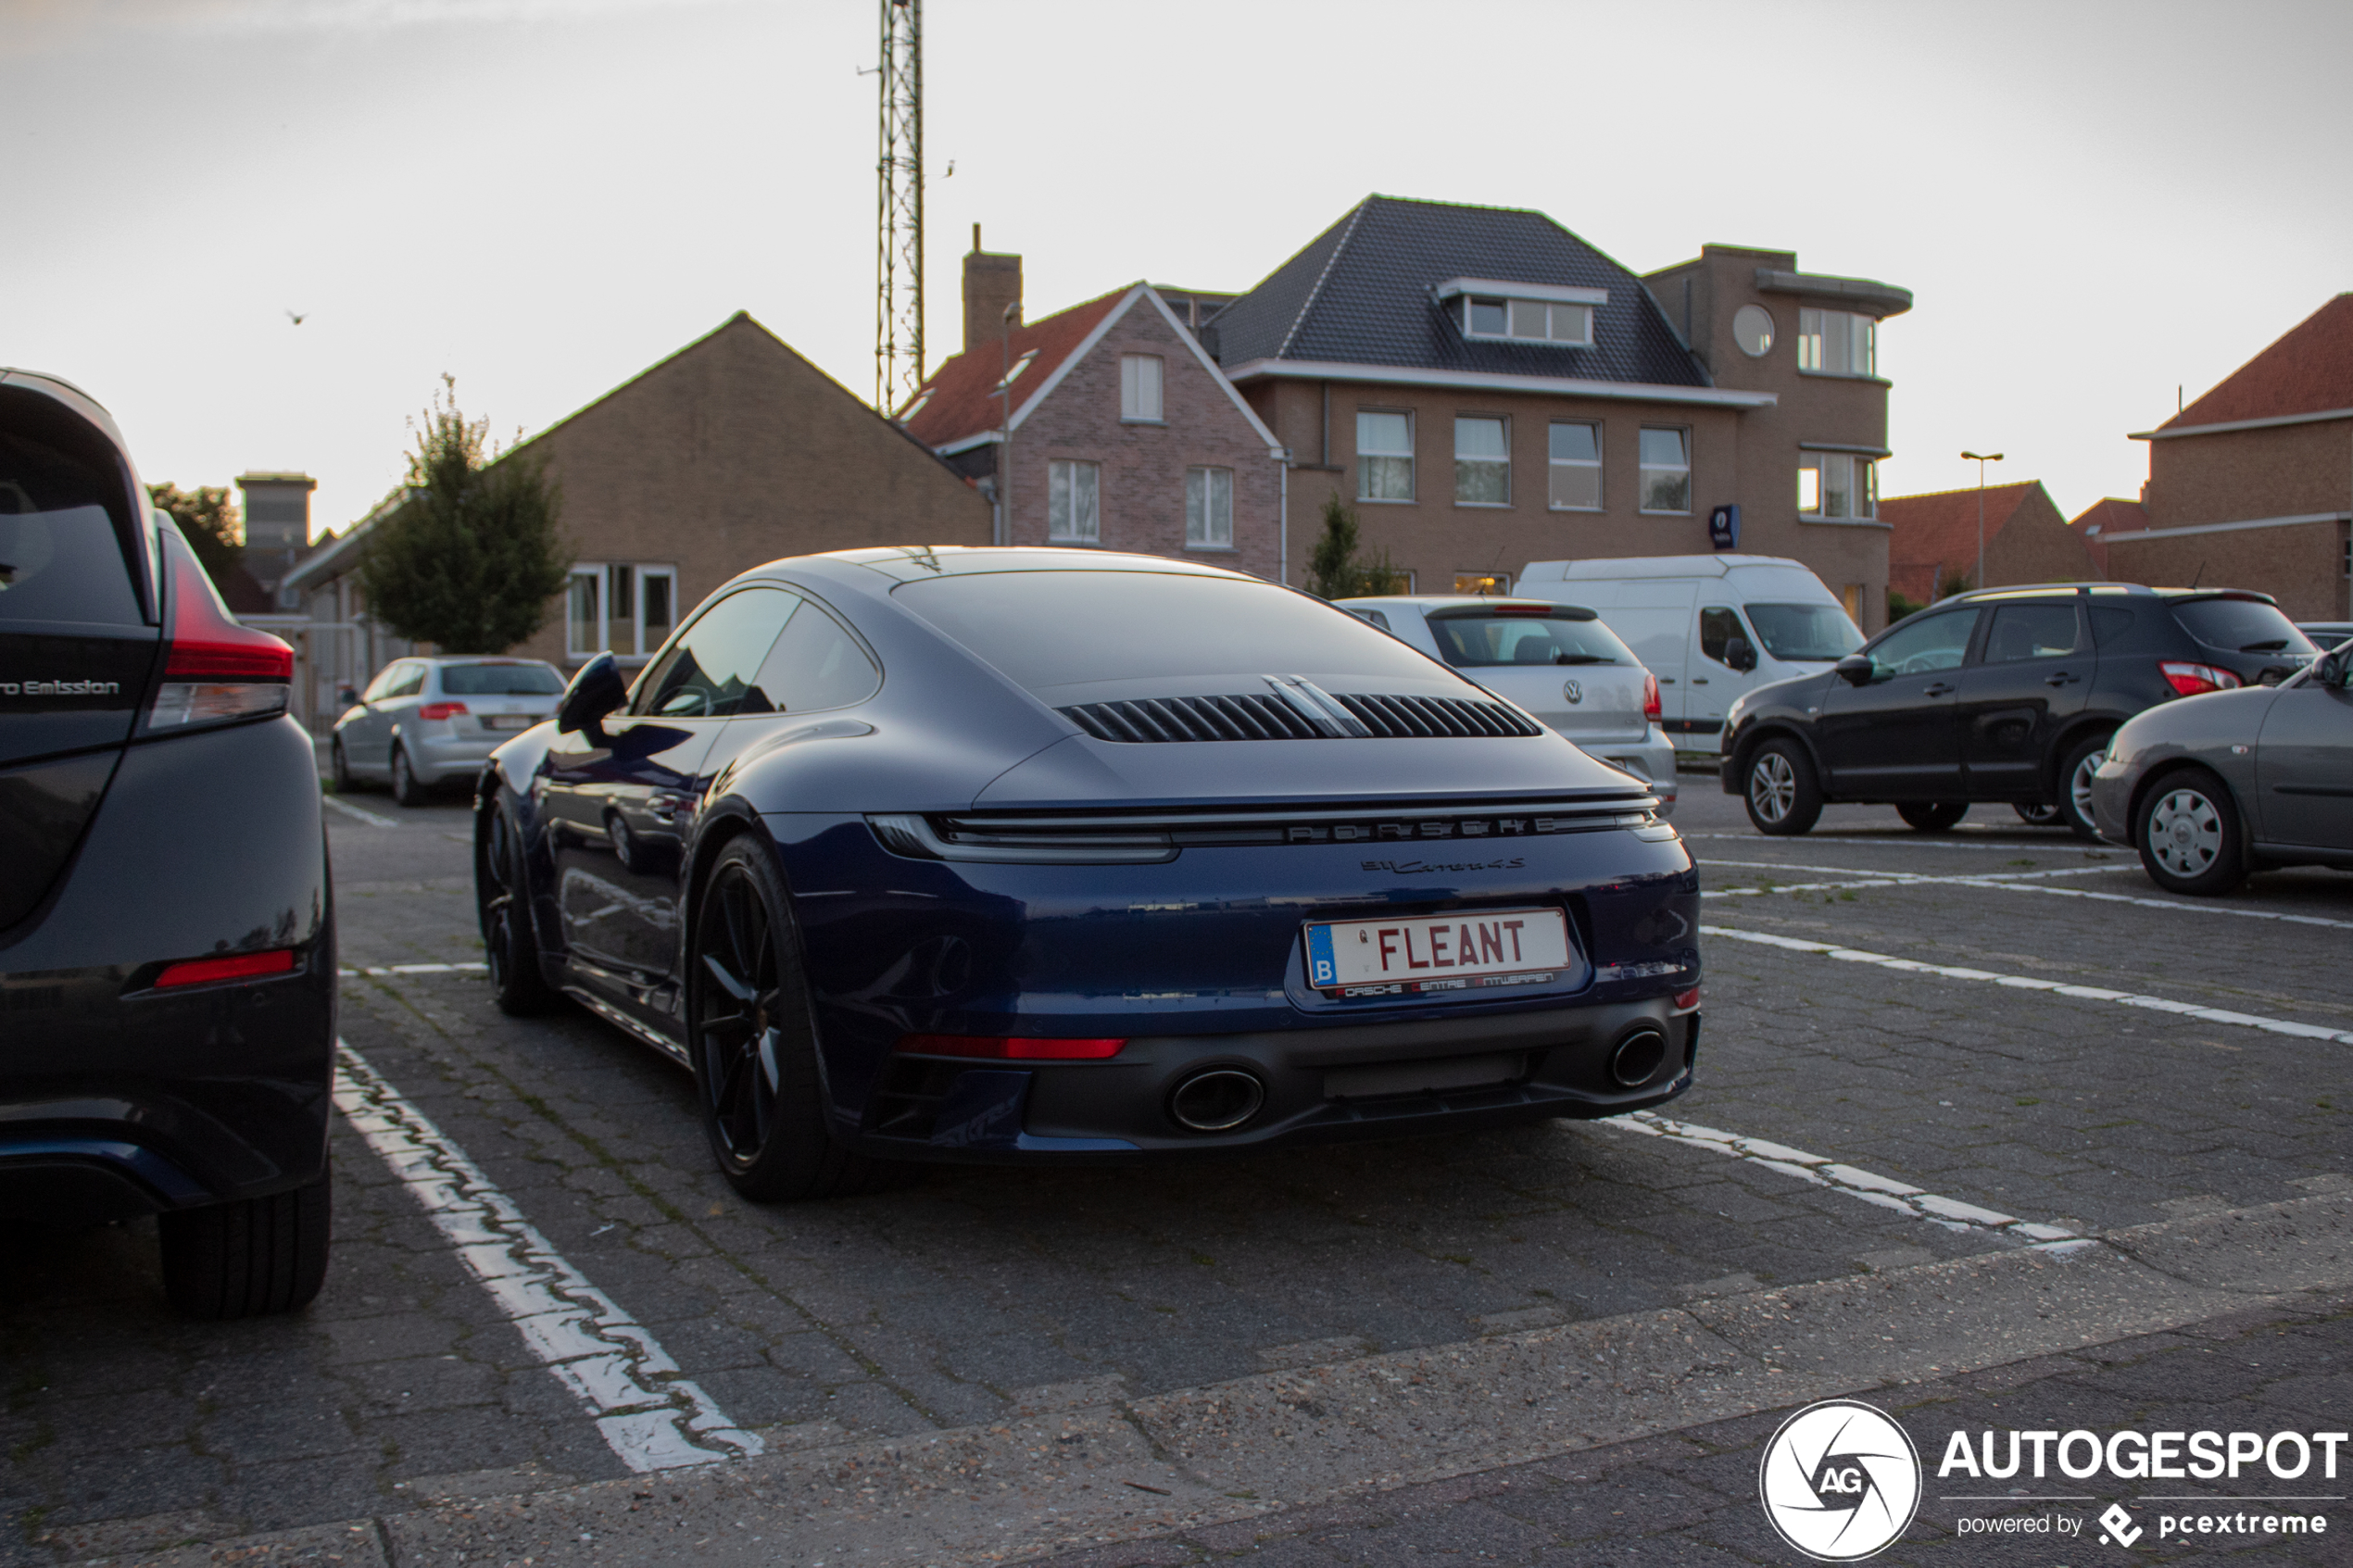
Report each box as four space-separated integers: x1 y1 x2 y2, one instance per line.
1639 428 1691 513
1356 410 1415 501
1120 355 1164 421
1186 467 1233 547
1048 460 1101 543
1548 421 1602 510
1454 416 1509 505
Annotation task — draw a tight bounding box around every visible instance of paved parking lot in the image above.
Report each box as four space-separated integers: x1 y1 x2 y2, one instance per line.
3 772 2348 1564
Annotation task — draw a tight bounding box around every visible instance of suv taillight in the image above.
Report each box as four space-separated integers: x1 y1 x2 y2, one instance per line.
417 701 469 721
1642 671 1663 723
148 532 293 730
2158 659 2242 697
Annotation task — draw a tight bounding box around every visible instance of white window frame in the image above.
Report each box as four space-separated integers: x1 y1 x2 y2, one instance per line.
1453 415 1511 507
1638 427 1692 515
1048 459 1101 543
1356 409 1416 503
1797 308 1877 377
1120 354 1164 422
1458 295 1592 346
1547 420 1603 511
567 561 679 660
1185 466 1234 549
1798 453 1877 521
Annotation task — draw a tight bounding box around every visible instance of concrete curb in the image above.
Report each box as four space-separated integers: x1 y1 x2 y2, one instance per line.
70 1192 2353 1568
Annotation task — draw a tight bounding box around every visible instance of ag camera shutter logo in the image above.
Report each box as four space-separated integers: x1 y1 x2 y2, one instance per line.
1758 1399 1922 1561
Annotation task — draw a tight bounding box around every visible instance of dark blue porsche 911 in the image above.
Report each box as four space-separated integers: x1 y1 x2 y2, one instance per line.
475 547 1701 1201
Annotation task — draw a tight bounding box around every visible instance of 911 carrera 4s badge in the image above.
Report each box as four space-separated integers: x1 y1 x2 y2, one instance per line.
1303 908 1572 997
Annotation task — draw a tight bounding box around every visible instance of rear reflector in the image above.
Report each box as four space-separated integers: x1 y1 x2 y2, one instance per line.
155 948 298 988
1673 987 1701 1011
892 1034 1126 1060
417 701 470 721
149 527 294 729
2158 659 2242 697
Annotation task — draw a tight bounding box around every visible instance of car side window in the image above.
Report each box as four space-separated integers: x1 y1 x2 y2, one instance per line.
1349 608 1392 633
371 662 424 702
637 587 795 718
2090 606 2137 646
1867 608 1976 677
1982 602 2082 663
360 664 403 704
1699 606 1748 665
751 597 881 712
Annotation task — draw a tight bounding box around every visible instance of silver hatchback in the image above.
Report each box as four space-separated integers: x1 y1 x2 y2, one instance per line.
1336 596 1678 813
331 656 566 805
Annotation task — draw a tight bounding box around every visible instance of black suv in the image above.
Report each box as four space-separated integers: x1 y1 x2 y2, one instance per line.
1 370 335 1317
1719 583 2319 837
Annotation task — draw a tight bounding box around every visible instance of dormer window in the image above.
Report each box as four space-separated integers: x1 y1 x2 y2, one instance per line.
1436 278 1605 347
897 388 933 422
995 349 1038 392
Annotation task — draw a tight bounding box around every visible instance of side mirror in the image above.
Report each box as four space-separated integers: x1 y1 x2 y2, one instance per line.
2319 650 2349 690
1834 652 1875 687
557 652 628 739
1723 635 1757 673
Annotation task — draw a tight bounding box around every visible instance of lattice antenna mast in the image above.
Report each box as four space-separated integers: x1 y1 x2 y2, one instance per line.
875 0 923 411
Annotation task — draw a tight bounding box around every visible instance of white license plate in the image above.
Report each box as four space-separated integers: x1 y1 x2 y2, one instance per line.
1303 907 1572 997
484 714 534 732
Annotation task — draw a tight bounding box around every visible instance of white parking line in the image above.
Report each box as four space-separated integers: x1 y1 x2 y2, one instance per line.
1597 1110 2086 1246
322 794 400 829
1964 877 2353 932
341 962 490 977
1704 924 2353 1045
1684 832 2118 856
333 1041 761 1472
1698 858 2133 883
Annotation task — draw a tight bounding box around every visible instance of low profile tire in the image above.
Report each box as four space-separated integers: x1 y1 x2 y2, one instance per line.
477 788 560 1016
158 1171 331 1320
1896 801 1969 832
687 838 888 1202
2055 734 2109 841
2136 768 2247 897
2013 801 2063 826
330 737 355 793
390 744 426 808
1743 739 1822 836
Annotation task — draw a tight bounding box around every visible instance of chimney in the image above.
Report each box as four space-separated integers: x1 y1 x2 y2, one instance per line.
234 471 316 608
963 222 1022 353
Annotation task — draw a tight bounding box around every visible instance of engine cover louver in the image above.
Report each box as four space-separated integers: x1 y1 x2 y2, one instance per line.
1059 691 1542 743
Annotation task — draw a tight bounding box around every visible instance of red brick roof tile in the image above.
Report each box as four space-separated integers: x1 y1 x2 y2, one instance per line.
1881 481 2044 596
900 287 1133 448
2159 294 2353 431
2070 496 2147 536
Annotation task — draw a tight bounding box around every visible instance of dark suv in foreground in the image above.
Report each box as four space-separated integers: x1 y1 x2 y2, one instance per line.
1720 583 2318 837
1 370 334 1317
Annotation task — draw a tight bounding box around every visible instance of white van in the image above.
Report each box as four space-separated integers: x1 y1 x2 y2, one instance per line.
1516 555 1864 754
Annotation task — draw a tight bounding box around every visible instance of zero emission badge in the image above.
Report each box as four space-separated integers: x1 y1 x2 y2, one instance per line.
1758 1399 1923 1561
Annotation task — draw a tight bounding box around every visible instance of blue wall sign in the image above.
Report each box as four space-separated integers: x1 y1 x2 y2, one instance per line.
1709 504 1741 550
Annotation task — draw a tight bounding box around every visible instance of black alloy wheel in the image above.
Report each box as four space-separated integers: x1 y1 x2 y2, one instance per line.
687 839 887 1202
1743 738 1822 836
390 744 425 808
1896 801 1969 832
331 737 355 793
2055 734 2110 841
2135 767 2247 897
2013 802 2063 826
476 789 560 1015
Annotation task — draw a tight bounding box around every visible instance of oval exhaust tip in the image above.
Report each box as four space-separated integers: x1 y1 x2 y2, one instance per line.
1609 1026 1669 1088
1168 1069 1265 1133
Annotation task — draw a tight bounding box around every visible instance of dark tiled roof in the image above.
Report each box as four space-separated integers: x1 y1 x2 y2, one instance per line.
902 289 1130 448
1209 195 1707 389
2159 295 2353 431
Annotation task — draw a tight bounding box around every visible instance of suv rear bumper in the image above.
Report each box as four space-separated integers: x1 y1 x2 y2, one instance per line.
0 717 336 1223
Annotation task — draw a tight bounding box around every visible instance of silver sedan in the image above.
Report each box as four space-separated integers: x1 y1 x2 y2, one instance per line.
2089 637 2353 895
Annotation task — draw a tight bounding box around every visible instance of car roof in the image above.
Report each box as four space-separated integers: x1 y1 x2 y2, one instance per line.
1337 596 1587 610
1944 583 2283 607
826 546 1262 585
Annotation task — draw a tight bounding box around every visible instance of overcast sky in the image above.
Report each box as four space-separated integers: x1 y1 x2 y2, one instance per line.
6 0 2348 542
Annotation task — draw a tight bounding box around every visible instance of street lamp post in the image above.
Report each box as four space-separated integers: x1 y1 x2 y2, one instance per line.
1961 450 2004 593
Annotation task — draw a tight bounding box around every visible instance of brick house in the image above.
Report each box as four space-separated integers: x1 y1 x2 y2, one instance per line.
2101 295 2353 619
900 237 1288 581
1208 197 1912 632
281 312 988 724
1878 480 2095 605
2070 495 2149 579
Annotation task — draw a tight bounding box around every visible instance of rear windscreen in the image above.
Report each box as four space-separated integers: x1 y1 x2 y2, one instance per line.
1744 602 1863 661
440 661 565 696
894 572 1438 696
0 401 144 628
1428 610 1627 667
2171 597 2318 657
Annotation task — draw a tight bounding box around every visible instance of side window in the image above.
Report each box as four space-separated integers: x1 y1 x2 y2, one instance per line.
360 663 405 704
1983 602 2082 663
382 663 427 700
751 598 881 713
636 587 795 718
1868 608 1977 677
1349 608 1392 633
1699 606 1748 665
2091 606 2138 647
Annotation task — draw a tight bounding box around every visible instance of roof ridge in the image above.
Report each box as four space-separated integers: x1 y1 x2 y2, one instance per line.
1277 196 1371 359
1881 479 2041 503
